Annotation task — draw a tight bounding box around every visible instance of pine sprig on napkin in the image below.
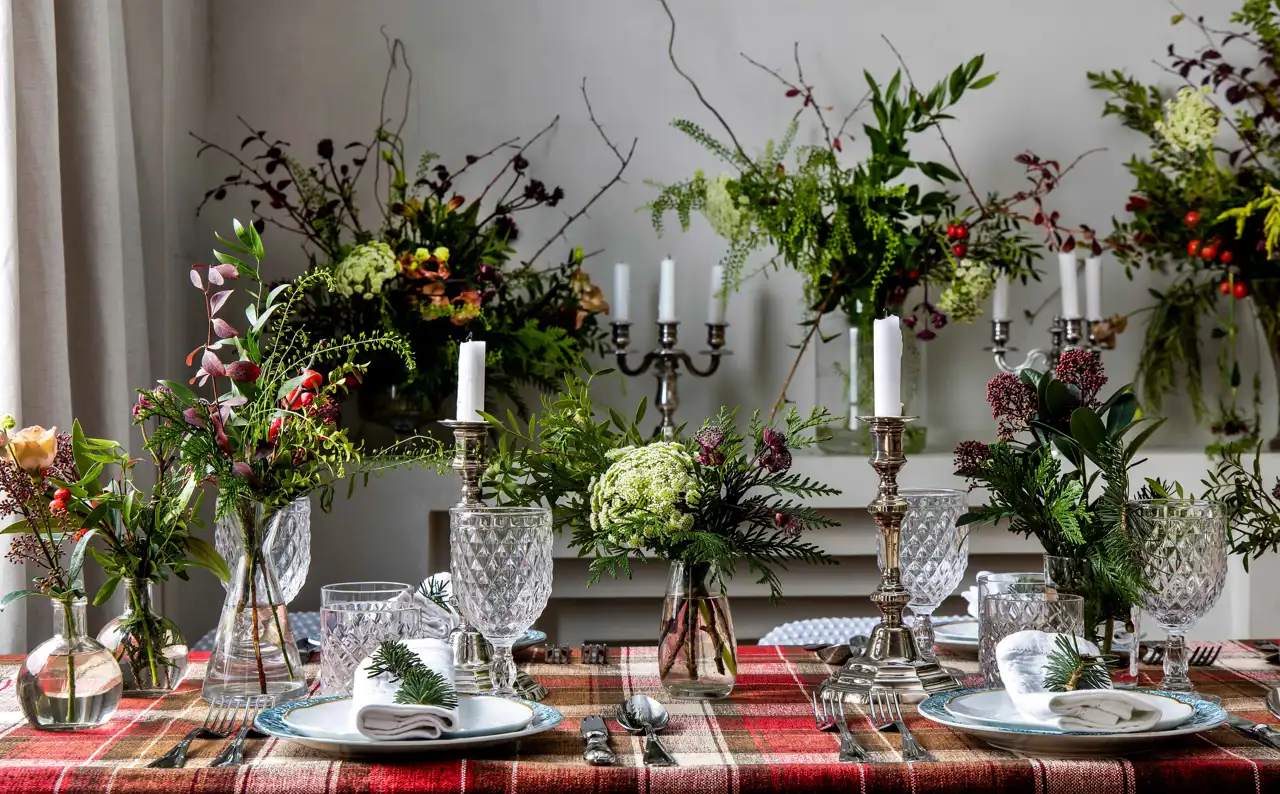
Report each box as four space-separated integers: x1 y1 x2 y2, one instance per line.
417 578 452 612
367 640 459 708
1043 634 1113 692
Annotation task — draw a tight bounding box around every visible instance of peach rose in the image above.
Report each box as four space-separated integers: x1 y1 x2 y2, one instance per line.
3 425 57 473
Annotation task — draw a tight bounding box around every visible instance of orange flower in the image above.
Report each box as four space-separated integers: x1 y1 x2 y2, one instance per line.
451 290 483 325
421 281 450 308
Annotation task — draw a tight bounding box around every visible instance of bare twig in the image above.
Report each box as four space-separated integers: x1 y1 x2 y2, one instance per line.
769 274 843 421
835 89 873 141
524 79 637 268
373 32 413 225
739 46 835 150
656 0 752 166
477 116 560 203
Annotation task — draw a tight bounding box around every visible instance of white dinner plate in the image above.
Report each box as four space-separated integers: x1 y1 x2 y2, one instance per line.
258 695 561 757
919 688 1225 757
934 620 979 643
943 688 1193 733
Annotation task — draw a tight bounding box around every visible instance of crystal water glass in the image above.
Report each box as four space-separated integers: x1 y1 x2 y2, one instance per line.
878 488 968 662
981 592 1085 688
319 582 419 696
1129 499 1227 695
450 506 553 697
976 572 1046 686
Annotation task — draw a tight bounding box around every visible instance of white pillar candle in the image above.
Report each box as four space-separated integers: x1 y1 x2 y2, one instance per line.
658 257 677 323
992 273 1010 322
872 315 902 417
613 262 630 323
707 265 726 325
1084 255 1103 322
455 340 486 422
1057 251 1080 319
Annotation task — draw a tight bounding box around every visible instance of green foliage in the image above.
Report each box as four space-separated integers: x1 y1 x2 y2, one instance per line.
1202 442 1280 566
367 639 459 709
485 373 840 601
1042 633 1114 692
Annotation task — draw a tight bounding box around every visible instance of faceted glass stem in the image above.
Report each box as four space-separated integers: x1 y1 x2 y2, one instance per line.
1161 632 1192 692
489 642 517 697
909 607 937 663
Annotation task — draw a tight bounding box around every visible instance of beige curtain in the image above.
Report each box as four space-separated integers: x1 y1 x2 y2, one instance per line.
0 0 209 652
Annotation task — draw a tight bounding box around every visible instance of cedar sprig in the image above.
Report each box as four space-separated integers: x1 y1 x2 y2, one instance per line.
366 639 458 709
1043 633 1113 693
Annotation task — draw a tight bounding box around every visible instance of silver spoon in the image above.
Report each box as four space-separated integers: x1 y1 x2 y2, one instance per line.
1267 687 1280 722
617 695 676 766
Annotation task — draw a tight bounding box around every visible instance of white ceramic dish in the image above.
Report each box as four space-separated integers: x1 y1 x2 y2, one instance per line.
257 694 561 757
919 688 1225 757
943 688 1193 733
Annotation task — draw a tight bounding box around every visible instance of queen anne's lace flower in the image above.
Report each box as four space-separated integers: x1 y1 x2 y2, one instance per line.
589 442 696 549
332 242 399 299
1153 86 1219 155
937 260 995 323
702 172 752 242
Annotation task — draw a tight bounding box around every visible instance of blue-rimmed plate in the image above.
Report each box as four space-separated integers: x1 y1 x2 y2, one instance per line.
919 688 1225 757
256 695 562 757
514 629 547 652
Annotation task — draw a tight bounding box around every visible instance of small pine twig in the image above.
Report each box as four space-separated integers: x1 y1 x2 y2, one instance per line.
366 639 419 683
367 639 459 709
416 578 453 612
1043 634 1113 692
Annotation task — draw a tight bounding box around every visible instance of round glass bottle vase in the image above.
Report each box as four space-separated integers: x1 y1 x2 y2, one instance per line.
97 578 189 696
203 497 307 704
18 597 122 730
815 306 927 454
658 561 737 699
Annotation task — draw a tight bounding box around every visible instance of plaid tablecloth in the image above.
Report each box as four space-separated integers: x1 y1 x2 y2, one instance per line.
1 644 1279 793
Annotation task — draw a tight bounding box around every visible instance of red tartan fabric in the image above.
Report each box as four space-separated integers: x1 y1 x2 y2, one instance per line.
0 644 1277 793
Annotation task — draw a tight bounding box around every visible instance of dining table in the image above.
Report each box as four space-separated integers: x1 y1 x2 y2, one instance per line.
1 642 1278 793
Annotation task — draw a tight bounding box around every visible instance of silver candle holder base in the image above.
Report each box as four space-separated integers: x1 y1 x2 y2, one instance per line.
441 419 548 702
819 417 964 704
611 320 728 440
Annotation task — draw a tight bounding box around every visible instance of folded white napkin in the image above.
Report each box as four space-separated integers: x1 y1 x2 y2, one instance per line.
995 630 1162 733
351 638 458 740
394 573 460 639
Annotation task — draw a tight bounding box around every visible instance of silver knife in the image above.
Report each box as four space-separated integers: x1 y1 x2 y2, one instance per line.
580 715 616 766
1225 714 1280 750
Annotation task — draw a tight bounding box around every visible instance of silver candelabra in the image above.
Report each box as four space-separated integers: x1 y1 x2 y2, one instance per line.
439 419 548 702
987 315 1099 374
610 321 729 440
820 417 964 704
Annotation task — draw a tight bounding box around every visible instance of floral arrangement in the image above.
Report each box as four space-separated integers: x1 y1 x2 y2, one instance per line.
134 218 444 692
954 351 1162 651
1089 1 1280 452
195 40 632 424
648 1 1096 414
484 373 840 597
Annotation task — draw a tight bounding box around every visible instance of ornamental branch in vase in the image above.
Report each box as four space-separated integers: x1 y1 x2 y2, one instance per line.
649 2 1098 450
954 351 1160 652
484 372 840 698
135 219 445 704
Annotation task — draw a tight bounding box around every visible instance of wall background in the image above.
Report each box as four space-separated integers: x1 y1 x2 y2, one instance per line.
163 0 1280 641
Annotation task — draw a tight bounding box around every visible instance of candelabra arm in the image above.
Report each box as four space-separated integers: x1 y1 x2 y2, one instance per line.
614 350 657 377
992 348 1051 374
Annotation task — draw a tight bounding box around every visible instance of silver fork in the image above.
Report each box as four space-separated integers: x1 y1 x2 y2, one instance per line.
1142 643 1222 667
147 700 238 769
210 697 270 768
828 694 872 763
810 691 838 732
869 689 935 762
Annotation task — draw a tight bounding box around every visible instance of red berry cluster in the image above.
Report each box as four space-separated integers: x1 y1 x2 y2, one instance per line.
945 222 969 258
1218 278 1248 299
48 487 71 515
274 368 328 441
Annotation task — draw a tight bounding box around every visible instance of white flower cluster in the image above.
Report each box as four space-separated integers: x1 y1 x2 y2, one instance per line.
332 241 399 299
702 172 752 242
1154 86 1219 155
589 442 696 549
937 259 996 323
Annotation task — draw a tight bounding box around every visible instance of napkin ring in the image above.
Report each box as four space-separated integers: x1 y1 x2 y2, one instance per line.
582 643 608 665
547 644 572 664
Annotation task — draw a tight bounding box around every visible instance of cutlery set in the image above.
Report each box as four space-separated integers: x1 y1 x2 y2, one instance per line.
147 697 271 769
578 695 674 767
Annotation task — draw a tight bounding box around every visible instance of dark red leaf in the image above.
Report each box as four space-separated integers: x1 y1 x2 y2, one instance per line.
182 407 206 428
1062 236 1077 253
189 269 203 290
185 345 204 367
276 179 292 190
213 264 239 281
212 318 239 339
832 137 843 152
232 461 252 478
785 88 801 97
207 267 223 286
1091 240 1103 256
317 139 334 159
226 361 262 383
210 290 233 315
253 219 265 233
240 136 256 149
214 188 226 200
1203 49 1220 60
201 349 226 378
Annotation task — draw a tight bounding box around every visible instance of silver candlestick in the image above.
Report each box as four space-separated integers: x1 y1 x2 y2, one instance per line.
439 419 548 702
611 321 729 440
820 417 963 704
987 315 1087 374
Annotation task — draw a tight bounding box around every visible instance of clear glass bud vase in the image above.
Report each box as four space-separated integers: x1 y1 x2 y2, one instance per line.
203 497 307 704
658 561 737 699
97 578 189 696
18 597 122 730
215 495 310 605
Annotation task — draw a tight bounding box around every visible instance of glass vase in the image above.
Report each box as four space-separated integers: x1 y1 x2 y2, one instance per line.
203 497 307 704
96 578 189 697
215 495 310 606
658 561 737 699
815 306 926 454
17 597 122 730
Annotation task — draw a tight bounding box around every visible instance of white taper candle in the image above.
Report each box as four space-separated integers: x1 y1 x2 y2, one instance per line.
708 265 726 325
658 257 677 323
1058 251 1080 319
455 340 486 422
992 273 1010 322
613 262 630 323
872 315 902 417
1084 255 1103 322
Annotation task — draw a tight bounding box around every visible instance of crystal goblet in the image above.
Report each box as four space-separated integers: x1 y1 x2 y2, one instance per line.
878 488 968 663
450 506 553 697
1128 499 1227 696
